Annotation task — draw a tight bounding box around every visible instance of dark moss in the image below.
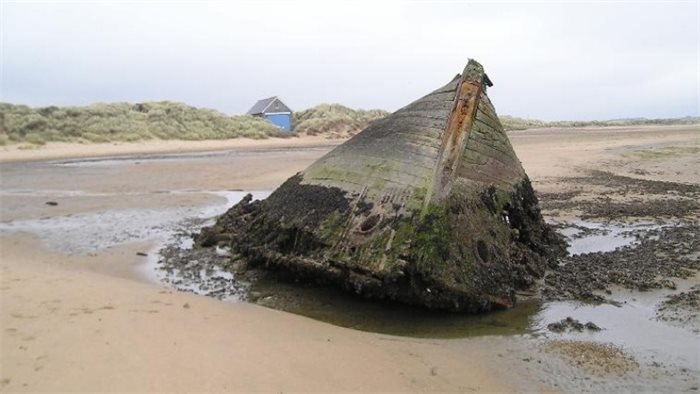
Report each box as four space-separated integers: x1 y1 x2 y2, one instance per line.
505 177 567 261
355 200 374 216
194 175 564 313
261 173 351 230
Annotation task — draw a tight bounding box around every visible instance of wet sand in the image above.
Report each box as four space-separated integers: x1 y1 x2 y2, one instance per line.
1 124 698 391
1 234 521 392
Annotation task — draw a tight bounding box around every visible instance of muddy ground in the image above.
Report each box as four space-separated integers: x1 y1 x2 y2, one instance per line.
539 170 699 303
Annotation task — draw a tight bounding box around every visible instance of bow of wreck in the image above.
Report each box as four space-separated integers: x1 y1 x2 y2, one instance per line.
199 59 566 312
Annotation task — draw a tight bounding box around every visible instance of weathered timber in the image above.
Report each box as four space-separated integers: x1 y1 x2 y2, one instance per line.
199 59 565 312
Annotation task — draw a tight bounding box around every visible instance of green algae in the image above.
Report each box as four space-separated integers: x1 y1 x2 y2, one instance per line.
196 60 566 312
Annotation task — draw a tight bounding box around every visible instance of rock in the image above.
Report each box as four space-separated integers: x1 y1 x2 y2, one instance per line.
136 252 148 257
548 317 603 333
201 60 565 312
45 201 58 206
566 316 585 331
547 321 566 333
542 223 700 302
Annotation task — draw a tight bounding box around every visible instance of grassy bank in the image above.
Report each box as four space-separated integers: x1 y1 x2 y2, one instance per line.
1 101 697 146
293 104 389 138
499 115 700 131
0 101 389 146
0 102 284 146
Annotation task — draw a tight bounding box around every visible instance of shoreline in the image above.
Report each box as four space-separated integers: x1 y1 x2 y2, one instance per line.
0 135 344 163
2 123 697 165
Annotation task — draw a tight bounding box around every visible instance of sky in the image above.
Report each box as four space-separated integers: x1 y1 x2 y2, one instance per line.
1 0 698 121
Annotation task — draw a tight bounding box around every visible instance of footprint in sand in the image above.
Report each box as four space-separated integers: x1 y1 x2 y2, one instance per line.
40 299 62 313
34 355 48 372
128 309 160 314
73 305 116 315
45 278 72 284
10 313 38 320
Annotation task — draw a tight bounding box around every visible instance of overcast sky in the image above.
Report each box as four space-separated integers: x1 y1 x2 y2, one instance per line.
1 0 698 120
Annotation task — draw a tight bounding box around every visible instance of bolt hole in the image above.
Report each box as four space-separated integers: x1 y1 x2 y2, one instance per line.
476 240 490 263
359 214 381 233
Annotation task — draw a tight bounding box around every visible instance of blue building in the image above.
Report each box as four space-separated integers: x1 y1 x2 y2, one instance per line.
246 96 293 132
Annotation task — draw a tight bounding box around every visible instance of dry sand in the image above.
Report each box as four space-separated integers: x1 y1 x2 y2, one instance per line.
0 234 518 392
1 124 698 392
511 124 699 184
0 135 341 164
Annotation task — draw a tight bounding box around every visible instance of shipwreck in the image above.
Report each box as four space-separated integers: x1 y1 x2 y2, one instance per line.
199 59 565 312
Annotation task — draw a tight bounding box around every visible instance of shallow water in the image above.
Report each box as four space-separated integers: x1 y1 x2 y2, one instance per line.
250 275 541 338
246 218 699 387
247 219 692 338
533 288 699 369
559 220 665 255
0 189 270 254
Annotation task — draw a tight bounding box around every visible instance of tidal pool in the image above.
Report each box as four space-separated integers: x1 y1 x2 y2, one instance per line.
247 219 690 339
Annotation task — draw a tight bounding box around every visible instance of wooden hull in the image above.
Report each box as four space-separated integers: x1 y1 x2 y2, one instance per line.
205 60 565 312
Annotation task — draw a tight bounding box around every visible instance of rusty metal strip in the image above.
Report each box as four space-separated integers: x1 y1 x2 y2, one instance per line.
422 63 485 213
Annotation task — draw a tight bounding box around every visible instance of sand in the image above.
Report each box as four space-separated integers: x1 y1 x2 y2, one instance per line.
0 234 515 392
1 124 698 392
511 124 699 184
0 135 342 164
0 135 529 392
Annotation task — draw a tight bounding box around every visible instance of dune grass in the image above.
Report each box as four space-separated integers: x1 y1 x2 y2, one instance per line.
0 101 283 146
1 101 696 146
626 145 700 160
499 115 700 131
293 104 389 138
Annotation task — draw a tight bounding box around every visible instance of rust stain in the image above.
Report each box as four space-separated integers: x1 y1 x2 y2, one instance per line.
489 296 513 310
429 76 483 204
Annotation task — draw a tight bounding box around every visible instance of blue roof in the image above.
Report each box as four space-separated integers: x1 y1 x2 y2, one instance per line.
246 96 292 115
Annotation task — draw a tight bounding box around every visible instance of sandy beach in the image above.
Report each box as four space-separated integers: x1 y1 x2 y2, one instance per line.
2 234 521 392
0 135 342 164
1 124 698 392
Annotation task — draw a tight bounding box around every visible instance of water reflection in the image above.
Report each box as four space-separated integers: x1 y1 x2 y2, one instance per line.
251 274 540 339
